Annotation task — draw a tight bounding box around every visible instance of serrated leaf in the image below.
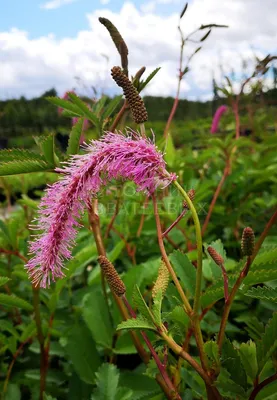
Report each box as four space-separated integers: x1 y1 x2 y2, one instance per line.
0 220 13 247
101 95 122 122
20 320 37 342
117 316 157 332
0 159 52 176
67 118 84 155
204 340 220 369
245 286 277 302
151 289 163 327
221 338 247 389
169 250 197 296
0 320 20 339
91 363 119 400
0 293 33 311
132 285 154 323
239 340 258 381
39 134 56 165
119 371 160 400
47 96 82 116
64 322 101 384
0 148 42 162
0 276 11 286
139 68 161 92
257 312 277 372
215 368 246 399
67 92 99 126
82 289 114 348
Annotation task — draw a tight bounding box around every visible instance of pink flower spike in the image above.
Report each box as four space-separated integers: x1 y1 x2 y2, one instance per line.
211 105 228 134
26 131 176 288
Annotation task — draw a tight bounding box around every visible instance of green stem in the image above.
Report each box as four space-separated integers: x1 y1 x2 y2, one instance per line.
173 181 203 315
172 181 209 371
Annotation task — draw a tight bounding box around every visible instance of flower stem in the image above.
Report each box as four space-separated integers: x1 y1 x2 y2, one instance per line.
160 332 222 400
152 194 192 314
173 181 202 314
249 373 277 400
172 181 209 371
122 295 181 400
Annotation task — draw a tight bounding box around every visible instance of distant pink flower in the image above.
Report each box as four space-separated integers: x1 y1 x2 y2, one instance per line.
26 132 176 288
211 105 228 134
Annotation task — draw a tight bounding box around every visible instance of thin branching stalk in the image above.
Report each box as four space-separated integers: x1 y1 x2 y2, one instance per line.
249 373 277 400
121 294 181 400
218 208 277 350
152 194 192 314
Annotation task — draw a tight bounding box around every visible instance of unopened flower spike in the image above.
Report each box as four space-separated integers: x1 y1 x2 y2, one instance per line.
111 66 148 124
241 227 255 256
207 246 224 265
152 258 170 298
98 256 126 297
26 131 176 288
183 189 195 209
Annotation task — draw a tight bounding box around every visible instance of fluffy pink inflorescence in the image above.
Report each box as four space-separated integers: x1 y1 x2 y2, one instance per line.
26 132 176 288
210 105 228 134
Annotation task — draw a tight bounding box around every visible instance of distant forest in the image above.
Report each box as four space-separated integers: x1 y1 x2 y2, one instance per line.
0 86 277 138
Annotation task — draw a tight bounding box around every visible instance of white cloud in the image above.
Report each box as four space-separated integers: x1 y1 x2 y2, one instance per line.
1 0 277 100
40 0 78 10
100 0 111 5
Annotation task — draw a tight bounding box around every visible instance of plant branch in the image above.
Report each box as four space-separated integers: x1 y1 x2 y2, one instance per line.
201 156 231 236
152 194 192 314
218 207 277 350
161 332 222 399
249 373 277 400
110 100 128 132
122 295 181 400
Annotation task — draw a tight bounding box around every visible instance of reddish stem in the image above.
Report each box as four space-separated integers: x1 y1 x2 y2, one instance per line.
121 295 181 400
249 373 277 400
201 157 231 236
162 208 187 237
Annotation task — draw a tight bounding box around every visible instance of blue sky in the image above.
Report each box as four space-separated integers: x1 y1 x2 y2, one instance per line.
1 0 183 38
1 0 276 100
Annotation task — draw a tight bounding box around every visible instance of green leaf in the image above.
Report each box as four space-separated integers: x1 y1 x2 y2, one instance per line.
245 286 277 302
0 320 20 339
139 67 161 92
204 341 220 370
117 316 157 332
20 320 37 342
101 95 122 122
114 332 137 355
39 134 56 166
255 380 277 400
4 383 21 400
43 394 57 400
132 285 154 324
0 148 42 163
169 250 197 296
221 338 247 389
119 371 160 400
82 289 114 348
91 363 119 400
239 340 258 381
64 322 101 384
0 159 52 176
0 293 33 311
163 133 176 168
46 96 82 116
67 118 84 156
0 220 13 247
151 289 163 327
215 368 246 399
0 276 11 287
67 92 99 126
257 312 277 372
